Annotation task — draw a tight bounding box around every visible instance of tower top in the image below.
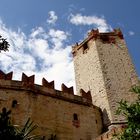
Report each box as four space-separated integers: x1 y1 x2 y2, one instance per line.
72 28 124 55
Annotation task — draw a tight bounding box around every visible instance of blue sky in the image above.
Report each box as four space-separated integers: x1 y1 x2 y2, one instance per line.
0 0 140 91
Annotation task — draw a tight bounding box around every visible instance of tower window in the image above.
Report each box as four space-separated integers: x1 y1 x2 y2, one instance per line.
83 43 88 53
73 113 78 121
12 100 18 108
100 35 109 43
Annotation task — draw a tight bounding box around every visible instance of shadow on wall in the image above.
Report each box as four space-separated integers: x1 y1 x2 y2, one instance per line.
102 109 111 132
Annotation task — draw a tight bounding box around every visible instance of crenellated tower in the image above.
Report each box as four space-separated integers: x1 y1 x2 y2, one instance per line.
72 29 139 129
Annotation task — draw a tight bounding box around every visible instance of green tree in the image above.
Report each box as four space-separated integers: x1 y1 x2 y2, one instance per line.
0 35 9 52
0 108 42 140
115 86 140 140
15 118 41 140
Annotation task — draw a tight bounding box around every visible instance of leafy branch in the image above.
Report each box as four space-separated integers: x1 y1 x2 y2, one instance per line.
0 35 9 52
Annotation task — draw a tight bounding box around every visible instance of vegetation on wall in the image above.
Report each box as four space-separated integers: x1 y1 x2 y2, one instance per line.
114 86 140 140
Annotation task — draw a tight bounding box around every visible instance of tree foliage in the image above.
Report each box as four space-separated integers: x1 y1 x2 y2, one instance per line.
0 35 9 52
115 86 140 140
0 108 41 140
0 108 16 139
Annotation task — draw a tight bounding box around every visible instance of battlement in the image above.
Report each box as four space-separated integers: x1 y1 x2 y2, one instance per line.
72 28 124 56
0 70 94 106
95 125 126 140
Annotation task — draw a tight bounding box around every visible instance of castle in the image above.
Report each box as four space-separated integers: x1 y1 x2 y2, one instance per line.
0 29 139 140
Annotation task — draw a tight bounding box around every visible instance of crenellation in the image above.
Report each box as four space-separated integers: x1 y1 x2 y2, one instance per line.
80 89 92 103
0 70 93 106
0 76 102 140
22 73 35 88
0 70 13 80
72 28 124 56
94 124 126 140
42 78 54 89
61 83 74 95
88 29 99 38
0 28 139 139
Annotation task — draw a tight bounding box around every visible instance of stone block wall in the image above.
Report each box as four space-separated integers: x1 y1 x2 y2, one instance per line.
72 29 139 128
0 71 102 140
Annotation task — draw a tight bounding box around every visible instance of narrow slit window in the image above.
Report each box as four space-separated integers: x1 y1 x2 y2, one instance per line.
83 43 88 51
73 113 80 127
73 113 78 121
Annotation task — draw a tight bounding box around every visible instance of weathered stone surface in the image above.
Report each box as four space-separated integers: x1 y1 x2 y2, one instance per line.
73 29 139 128
0 85 102 140
0 29 139 140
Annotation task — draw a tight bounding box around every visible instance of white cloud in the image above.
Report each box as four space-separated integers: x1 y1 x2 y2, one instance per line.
47 11 58 25
48 29 69 49
0 19 75 91
30 27 48 39
128 31 135 36
69 13 112 32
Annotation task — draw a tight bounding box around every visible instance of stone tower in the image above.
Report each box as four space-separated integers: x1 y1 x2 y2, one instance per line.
72 29 138 129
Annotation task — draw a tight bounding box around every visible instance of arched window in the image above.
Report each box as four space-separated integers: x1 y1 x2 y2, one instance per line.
12 100 18 108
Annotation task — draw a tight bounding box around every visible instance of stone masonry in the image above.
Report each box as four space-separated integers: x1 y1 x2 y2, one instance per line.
72 29 139 129
0 71 102 140
0 28 139 140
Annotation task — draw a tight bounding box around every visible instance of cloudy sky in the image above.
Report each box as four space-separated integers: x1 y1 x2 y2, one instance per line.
0 0 140 92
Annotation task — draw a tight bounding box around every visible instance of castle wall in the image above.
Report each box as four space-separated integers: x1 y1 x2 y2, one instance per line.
72 29 139 128
0 28 138 140
0 77 102 140
73 38 111 126
96 37 138 125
